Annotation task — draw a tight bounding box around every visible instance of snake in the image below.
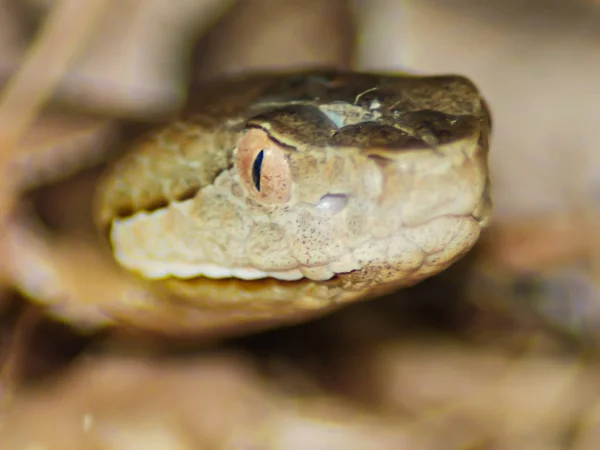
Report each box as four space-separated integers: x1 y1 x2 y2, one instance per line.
91 69 491 336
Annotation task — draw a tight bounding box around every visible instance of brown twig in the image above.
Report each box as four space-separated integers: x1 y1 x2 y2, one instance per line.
0 0 111 225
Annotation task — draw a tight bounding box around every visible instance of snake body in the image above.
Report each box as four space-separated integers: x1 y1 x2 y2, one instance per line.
94 69 491 333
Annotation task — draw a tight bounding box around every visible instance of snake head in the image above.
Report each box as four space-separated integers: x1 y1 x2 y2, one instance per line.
96 71 491 301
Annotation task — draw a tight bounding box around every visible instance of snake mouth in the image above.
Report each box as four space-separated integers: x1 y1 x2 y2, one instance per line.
111 206 482 285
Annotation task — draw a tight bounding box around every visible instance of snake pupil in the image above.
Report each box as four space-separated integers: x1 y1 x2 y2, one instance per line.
252 150 264 191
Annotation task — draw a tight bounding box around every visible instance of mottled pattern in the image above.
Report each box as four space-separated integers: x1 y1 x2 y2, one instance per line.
95 69 492 315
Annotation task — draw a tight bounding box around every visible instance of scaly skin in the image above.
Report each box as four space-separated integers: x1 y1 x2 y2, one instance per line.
91 69 492 337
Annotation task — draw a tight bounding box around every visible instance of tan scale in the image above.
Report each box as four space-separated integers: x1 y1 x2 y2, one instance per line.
86 69 493 336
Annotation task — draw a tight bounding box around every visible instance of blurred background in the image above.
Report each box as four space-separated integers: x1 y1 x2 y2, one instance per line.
0 0 600 448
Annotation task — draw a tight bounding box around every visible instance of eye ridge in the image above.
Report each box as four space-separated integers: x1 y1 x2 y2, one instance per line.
252 150 264 191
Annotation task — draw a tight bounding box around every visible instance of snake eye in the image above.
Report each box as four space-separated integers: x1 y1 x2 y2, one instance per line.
252 150 264 191
237 128 292 204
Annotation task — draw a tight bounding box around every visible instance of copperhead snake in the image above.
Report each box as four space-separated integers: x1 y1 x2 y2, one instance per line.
8 69 492 337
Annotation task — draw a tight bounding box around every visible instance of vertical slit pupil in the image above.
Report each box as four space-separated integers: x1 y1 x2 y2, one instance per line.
252 150 264 191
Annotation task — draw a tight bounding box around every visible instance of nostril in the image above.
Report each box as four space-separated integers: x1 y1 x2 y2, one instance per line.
316 193 348 213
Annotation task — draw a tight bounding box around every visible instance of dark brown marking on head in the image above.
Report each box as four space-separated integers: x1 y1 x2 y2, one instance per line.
331 122 428 149
392 111 478 146
245 125 298 151
247 105 338 147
